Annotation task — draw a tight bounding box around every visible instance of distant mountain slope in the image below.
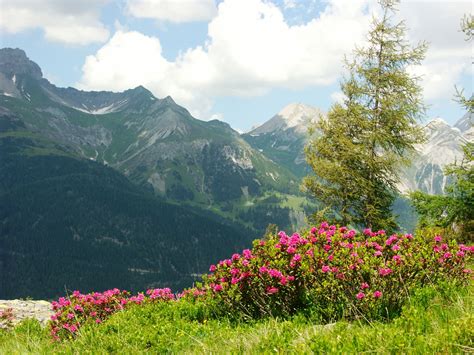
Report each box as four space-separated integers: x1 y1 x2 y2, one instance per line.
398 118 469 194
0 107 254 299
0 48 303 234
245 103 472 195
0 48 298 201
243 103 323 177
0 48 312 233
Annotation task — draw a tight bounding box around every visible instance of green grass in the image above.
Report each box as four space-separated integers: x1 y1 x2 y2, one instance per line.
1 282 472 353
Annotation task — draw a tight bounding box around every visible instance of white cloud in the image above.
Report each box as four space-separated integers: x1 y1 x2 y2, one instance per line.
79 31 171 92
126 0 217 23
398 1 472 100
78 0 472 119
80 0 375 117
0 0 110 45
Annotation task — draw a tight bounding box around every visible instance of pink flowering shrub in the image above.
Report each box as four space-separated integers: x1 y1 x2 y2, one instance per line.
49 288 173 341
182 222 473 321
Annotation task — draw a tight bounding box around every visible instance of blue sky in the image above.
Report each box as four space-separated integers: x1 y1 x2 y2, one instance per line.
0 0 471 131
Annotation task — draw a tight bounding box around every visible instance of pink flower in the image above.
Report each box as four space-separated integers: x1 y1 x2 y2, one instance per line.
74 305 83 312
374 251 383 257
306 249 314 257
266 287 279 294
392 244 400 252
287 246 297 254
95 318 102 324
323 244 331 252
280 276 288 286
360 282 369 290
320 222 329 229
90 311 97 317
379 268 393 276
242 259 249 266
242 249 252 259
457 251 465 257
321 265 330 273
292 254 302 263
259 266 268 274
213 284 222 292
443 252 452 259
393 255 401 262
69 325 78 333
209 265 216 272
434 235 442 243
404 233 413 240
67 313 74 319
363 228 372 236
356 292 365 300
269 269 282 278
328 254 334 261
373 290 382 298
232 253 240 261
385 235 398 246
310 227 317 234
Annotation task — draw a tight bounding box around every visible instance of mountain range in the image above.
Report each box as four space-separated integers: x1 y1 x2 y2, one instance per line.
244 102 472 195
0 48 471 298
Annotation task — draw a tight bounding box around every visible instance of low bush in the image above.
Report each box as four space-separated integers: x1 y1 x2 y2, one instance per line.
182 222 473 321
48 288 173 341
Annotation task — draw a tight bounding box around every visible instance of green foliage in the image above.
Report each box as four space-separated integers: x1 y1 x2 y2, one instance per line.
460 13 474 43
303 0 426 232
411 143 474 242
182 223 471 323
0 282 472 353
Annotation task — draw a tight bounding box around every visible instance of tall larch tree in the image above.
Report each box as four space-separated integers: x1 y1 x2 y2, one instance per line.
304 0 427 231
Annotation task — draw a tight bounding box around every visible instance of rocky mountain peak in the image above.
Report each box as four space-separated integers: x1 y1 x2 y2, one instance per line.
277 103 322 129
161 95 176 105
248 103 322 136
427 117 450 129
0 48 43 80
454 106 472 134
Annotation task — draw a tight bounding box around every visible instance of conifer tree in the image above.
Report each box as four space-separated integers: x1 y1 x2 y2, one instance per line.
304 0 427 231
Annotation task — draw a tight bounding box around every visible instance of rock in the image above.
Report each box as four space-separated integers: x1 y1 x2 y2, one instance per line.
0 300 53 328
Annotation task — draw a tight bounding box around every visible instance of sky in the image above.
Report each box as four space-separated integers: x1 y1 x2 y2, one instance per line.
0 0 472 132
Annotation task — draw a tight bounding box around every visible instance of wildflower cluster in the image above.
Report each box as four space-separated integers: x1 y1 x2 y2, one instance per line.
183 222 473 320
49 288 173 341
